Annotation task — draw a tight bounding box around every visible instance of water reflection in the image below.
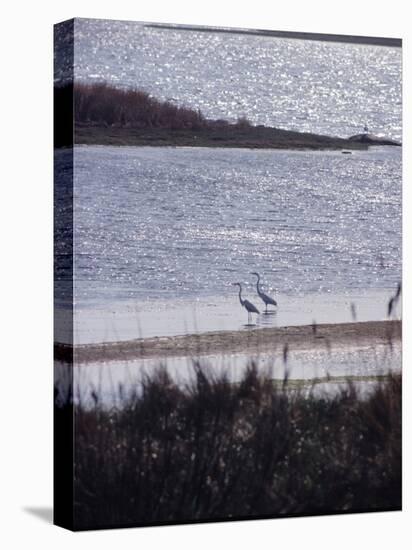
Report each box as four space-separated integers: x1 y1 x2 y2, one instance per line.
257 310 278 328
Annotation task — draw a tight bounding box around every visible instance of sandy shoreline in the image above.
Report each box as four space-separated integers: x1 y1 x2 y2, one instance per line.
55 320 401 364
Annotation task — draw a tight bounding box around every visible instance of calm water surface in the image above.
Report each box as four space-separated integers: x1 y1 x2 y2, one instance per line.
71 146 400 301
55 145 401 342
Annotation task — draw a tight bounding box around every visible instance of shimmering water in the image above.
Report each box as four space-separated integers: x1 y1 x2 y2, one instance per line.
58 18 402 141
68 145 401 307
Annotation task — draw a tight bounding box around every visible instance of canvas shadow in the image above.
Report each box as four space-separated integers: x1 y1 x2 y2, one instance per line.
23 507 53 524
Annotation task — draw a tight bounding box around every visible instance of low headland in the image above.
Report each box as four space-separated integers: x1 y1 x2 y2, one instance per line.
55 83 400 150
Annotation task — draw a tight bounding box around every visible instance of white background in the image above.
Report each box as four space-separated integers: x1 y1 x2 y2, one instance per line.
0 0 409 547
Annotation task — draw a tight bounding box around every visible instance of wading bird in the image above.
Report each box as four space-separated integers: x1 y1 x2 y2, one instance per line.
232 282 260 324
251 272 278 313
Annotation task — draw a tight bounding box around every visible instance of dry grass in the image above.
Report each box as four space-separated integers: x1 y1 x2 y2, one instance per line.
60 364 401 529
73 82 207 130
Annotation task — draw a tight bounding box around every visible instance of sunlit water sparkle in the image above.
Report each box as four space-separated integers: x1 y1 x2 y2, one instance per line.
54 19 403 141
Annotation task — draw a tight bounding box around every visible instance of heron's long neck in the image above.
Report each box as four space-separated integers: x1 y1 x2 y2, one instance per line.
238 285 244 306
256 275 261 294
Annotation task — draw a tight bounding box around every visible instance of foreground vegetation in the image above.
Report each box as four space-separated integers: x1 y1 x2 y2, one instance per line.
65 365 401 529
54 82 368 150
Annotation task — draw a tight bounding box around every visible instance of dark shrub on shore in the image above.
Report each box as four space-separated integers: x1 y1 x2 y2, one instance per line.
68 365 401 529
73 82 208 130
54 81 255 132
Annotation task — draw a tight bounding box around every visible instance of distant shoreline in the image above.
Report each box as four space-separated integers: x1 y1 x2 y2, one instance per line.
55 82 400 150
55 319 401 364
75 124 370 150
145 24 402 48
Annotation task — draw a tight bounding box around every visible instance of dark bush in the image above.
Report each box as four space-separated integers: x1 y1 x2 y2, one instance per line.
72 82 207 130
54 81 254 134
70 365 401 529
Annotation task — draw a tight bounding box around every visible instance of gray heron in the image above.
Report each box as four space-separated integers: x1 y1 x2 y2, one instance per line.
251 272 278 312
232 282 260 324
